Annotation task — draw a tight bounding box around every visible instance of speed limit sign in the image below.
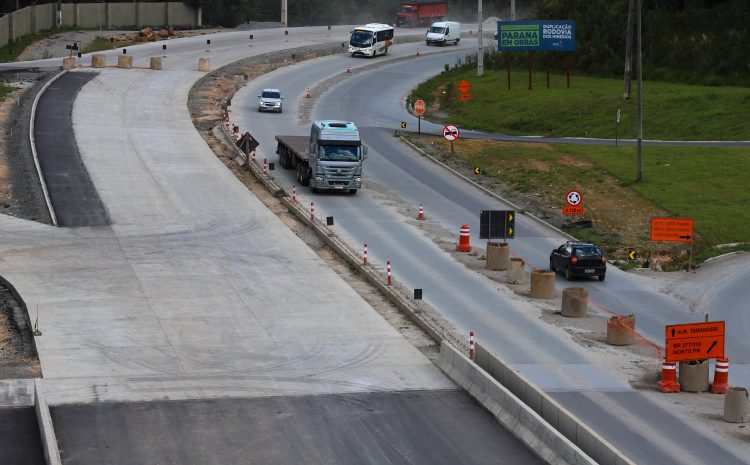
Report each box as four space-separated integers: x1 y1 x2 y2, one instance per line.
566 190 582 206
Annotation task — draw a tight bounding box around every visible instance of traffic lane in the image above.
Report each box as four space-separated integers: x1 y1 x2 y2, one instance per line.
34 71 108 226
0 407 45 465
703 264 750 367
552 390 750 465
52 391 546 465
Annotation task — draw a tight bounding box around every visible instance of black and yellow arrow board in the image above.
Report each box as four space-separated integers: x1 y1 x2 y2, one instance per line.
628 250 637 261
479 210 515 240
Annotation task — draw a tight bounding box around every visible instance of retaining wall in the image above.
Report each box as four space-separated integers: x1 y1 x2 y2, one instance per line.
0 2 200 49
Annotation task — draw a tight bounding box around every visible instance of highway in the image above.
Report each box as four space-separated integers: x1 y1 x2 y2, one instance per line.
0 27 546 464
231 39 750 464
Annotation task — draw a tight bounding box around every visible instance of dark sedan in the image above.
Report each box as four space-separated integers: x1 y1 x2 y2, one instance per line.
549 241 606 281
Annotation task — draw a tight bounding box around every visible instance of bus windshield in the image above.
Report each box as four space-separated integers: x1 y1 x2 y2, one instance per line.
350 30 374 47
319 145 360 162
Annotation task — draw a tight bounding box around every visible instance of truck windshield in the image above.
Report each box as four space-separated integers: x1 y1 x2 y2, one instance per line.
350 30 374 47
429 27 446 34
319 145 359 162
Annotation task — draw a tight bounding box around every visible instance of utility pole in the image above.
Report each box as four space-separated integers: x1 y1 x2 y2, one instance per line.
477 0 483 76
511 0 516 20
623 0 635 99
281 0 288 28
636 0 643 182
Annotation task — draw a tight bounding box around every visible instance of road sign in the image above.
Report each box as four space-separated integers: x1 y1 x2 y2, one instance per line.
457 80 471 93
650 217 694 242
665 321 725 362
414 99 426 116
401 121 407 129
473 167 481 175
562 205 583 215
457 93 472 101
566 190 582 206
442 125 460 142
628 250 637 261
480 210 515 240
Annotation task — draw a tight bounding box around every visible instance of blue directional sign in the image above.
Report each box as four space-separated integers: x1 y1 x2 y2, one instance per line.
497 20 576 52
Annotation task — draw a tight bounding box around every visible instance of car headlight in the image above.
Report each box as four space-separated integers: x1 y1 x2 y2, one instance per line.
315 176 324 182
354 177 362 183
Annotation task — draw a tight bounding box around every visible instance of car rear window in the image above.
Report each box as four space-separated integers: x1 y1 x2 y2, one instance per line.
574 246 602 258
262 91 281 99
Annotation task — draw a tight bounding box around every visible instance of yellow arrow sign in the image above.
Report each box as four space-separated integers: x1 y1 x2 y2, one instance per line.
401 121 407 129
474 167 481 175
628 250 637 261
508 227 513 236
508 213 513 222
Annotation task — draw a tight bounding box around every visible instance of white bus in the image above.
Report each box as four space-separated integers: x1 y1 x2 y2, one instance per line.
349 23 394 57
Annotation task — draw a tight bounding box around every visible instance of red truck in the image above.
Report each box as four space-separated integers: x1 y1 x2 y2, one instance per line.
395 1 448 28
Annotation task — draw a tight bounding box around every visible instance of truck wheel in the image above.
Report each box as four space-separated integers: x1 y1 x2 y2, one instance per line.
349 189 357 195
295 165 302 182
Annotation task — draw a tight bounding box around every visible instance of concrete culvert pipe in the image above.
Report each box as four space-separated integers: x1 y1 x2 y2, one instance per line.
506 257 525 284
530 270 555 299
117 55 133 69
486 242 509 271
561 287 588 317
606 314 635 346
150 57 163 70
679 360 710 392
723 387 748 423
198 57 211 71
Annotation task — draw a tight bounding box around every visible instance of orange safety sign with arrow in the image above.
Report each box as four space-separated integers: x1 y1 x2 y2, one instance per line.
664 321 725 362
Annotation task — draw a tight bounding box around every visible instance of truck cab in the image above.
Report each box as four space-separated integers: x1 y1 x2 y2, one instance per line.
308 121 367 194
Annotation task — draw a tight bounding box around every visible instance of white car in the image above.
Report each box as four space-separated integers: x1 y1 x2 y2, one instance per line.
258 88 283 113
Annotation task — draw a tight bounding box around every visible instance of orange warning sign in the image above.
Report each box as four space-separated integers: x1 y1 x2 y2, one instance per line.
650 217 694 242
664 321 725 362
562 205 584 215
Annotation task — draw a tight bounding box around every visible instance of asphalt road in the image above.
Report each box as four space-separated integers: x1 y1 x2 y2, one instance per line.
232 41 750 464
51 391 544 465
0 406 45 465
2 27 547 465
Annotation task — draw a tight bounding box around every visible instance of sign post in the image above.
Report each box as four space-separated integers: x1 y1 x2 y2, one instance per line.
414 99 426 135
616 109 621 146
665 321 725 363
442 124 460 156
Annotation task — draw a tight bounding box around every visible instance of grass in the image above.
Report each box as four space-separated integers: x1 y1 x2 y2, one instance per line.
0 27 78 63
81 37 137 54
407 135 750 263
0 82 13 100
410 67 750 140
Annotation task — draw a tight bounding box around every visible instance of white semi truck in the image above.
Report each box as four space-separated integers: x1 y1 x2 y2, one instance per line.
275 121 368 194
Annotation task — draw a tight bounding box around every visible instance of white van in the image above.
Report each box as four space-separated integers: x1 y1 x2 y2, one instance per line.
426 21 460 46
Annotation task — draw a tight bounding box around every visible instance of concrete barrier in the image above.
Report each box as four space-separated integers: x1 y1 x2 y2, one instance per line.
62 57 76 70
473 342 637 465
150 57 163 70
92 54 107 68
561 287 588 318
606 314 635 346
198 57 210 71
679 360 710 392
486 242 509 271
438 342 598 465
531 269 555 299
34 379 62 465
724 387 748 423
117 54 133 69
507 257 525 284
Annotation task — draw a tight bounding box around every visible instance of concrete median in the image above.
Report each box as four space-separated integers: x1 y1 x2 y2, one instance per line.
34 379 62 465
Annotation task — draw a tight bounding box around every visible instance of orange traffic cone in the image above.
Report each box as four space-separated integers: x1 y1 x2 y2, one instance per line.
346 66 352 74
417 204 425 220
416 48 421 56
305 88 312 98
710 357 729 394
657 360 680 393
456 224 471 252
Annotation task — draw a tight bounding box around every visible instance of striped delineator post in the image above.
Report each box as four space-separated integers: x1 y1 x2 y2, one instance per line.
469 331 475 359
417 204 425 220
310 201 315 221
387 260 392 285
292 184 296 203
263 158 267 173
711 357 730 394
363 243 368 265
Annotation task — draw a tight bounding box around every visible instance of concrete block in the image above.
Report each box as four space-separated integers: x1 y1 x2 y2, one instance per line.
526 385 543 415
117 54 133 69
723 386 748 423
92 54 107 68
507 257 525 283
679 359 710 392
558 409 578 443
62 57 76 70
593 440 616 465
541 396 560 428
150 56 163 70
561 287 588 317
198 57 210 71
606 314 635 346
576 427 597 461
